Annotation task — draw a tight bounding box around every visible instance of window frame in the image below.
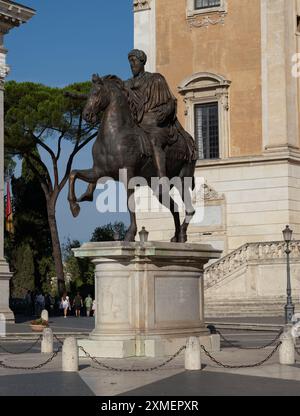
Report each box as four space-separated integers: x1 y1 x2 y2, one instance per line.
194 0 221 11
178 72 231 161
194 101 220 160
186 0 227 18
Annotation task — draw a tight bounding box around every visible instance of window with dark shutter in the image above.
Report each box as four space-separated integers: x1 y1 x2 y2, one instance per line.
194 103 219 160
195 0 221 10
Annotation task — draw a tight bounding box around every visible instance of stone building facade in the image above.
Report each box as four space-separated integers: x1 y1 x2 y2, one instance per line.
134 0 300 316
0 1 35 320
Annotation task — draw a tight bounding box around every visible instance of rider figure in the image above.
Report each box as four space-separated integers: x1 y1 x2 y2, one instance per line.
66 48 196 179
125 49 193 179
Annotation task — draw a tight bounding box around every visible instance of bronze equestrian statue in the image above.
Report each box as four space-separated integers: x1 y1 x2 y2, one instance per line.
68 49 197 243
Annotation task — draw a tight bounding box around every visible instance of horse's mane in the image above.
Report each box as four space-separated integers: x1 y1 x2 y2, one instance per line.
102 75 137 119
102 75 126 93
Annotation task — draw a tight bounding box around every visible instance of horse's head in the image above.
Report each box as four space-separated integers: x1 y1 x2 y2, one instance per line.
83 74 109 124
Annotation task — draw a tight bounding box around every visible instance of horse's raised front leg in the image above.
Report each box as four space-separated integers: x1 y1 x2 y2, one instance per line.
68 168 99 218
77 183 97 203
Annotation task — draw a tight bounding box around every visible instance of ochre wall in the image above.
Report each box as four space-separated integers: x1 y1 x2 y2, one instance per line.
155 0 262 157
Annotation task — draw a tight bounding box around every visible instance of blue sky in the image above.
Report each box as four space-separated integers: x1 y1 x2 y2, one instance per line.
5 0 133 244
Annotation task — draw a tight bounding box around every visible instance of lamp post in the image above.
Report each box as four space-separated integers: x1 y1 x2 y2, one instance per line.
139 227 149 243
282 225 295 324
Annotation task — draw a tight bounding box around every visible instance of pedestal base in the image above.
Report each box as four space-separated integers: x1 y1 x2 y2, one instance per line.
74 242 221 358
78 334 221 358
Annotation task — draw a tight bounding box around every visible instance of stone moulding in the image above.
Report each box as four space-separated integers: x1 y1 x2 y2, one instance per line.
0 63 9 79
203 182 224 201
188 13 226 29
133 0 151 12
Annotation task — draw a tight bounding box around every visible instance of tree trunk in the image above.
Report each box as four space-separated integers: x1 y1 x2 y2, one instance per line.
47 202 66 296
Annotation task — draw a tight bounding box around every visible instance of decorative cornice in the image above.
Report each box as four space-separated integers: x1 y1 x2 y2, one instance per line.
0 63 9 78
204 183 224 201
188 13 226 28
133 0 151 12
0 0 35 30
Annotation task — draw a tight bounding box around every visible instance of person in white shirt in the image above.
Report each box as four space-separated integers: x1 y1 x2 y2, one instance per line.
61 292 70 318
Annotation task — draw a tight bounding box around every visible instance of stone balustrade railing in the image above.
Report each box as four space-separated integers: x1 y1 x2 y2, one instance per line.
204 240 300 290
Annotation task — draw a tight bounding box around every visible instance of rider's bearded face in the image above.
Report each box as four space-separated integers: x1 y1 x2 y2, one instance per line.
129 56 144 77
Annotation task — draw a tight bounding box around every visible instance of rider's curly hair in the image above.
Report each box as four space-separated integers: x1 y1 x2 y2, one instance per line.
128 49 147 65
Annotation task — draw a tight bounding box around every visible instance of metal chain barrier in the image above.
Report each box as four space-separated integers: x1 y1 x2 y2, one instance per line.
216 328 283 350
53 334 64 345
200 342 281 369
0 336 41 355
79 345 186 372
0 347 61 370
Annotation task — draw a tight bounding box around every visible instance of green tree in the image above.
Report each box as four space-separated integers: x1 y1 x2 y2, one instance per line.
11 243 35 297
63 239 95 292
4 81 97 294
91 222 128 242
5 159 53 293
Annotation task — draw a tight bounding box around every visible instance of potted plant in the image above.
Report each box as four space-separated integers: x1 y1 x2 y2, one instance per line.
30 318 49 332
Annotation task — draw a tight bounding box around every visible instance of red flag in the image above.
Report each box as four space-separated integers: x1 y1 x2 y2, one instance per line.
5 181 14 234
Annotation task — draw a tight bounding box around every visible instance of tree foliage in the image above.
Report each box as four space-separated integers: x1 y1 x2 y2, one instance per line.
63 239 95 292
63 222 128 294
4 80 97 293
91 222 128 242
5 159 54 296
11 243 35 297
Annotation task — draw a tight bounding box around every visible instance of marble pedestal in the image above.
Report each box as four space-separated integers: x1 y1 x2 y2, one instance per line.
73 242 221 358
0 259 14 322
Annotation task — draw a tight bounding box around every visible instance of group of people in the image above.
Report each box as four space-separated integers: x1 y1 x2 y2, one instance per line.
60 292 96 318
24 290 95 318
25 290 55 317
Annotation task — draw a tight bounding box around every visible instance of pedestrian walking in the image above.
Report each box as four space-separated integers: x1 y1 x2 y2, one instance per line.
73 292 83 317
84 294 93 317
35 292 45 317
25 290 33 317
92 299 96 317
61 292 71 318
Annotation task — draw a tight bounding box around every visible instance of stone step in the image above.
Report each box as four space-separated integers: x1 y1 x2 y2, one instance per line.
205 299 299 318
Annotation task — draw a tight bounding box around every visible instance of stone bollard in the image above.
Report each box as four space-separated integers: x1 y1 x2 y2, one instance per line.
279 329 295 365
185 337 201 371
41 328 53 354
41 309 49 322
62 337 78 372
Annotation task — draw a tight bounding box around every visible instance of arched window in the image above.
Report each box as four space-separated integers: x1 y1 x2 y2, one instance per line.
178 72 231 160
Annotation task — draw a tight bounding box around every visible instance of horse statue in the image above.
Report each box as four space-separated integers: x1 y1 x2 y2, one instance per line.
68 74 197 242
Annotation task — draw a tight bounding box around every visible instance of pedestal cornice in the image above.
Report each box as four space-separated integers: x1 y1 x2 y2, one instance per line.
73 241 221 264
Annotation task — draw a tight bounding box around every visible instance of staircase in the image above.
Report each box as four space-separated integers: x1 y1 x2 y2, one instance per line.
204 240 300 317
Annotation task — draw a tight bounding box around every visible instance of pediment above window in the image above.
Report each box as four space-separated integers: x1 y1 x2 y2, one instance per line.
178 72 231 95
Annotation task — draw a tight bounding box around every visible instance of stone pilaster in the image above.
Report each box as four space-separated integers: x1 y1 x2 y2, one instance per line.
261 0 299 154
133 0 156 72
0 43 13 321
0 1 35 322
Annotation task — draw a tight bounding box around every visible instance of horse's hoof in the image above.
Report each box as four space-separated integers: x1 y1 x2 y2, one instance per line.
70 202 80 218
178 234 187 243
